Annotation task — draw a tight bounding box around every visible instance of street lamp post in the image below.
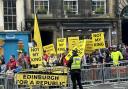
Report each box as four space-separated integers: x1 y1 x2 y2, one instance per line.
61 26 64 38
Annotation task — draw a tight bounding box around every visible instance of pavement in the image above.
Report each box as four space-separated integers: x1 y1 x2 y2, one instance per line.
84 83 127 89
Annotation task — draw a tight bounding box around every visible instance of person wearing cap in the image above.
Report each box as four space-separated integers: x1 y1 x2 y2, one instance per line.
67 49 83 89
111 45 123 66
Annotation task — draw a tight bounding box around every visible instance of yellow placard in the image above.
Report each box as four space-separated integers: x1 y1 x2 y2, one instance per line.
92 32 105 49
68 37 79 51
85 39 94 54
43 44 56 55
77 40 85 57
65 40 85 60
29 47 43 65
15 74 67 86
57 38 66 54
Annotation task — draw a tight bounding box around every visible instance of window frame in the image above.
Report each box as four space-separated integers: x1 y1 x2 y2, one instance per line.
92 0 106 15
3 0 17 31
63 0 78 15
34 0 49 14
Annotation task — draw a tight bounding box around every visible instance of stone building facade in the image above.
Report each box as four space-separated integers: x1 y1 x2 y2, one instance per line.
25 0 119 47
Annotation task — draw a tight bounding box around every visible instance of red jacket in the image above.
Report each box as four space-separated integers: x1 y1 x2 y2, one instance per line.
7 59 16 70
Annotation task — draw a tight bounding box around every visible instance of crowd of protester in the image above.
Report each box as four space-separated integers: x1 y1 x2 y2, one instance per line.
0 43 128 79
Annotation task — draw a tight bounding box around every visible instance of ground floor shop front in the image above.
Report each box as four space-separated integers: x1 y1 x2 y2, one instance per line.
26 18 120 47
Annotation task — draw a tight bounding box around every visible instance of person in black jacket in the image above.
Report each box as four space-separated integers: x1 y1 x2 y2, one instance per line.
67 49 83 89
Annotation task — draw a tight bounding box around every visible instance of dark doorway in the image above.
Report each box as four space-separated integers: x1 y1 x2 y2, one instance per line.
40 31 53 46
122 19 128 45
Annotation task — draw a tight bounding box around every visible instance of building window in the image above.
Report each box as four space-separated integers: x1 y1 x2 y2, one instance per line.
4 0 17 30
64 0 78 15
92 0 106 15
34 0 49 14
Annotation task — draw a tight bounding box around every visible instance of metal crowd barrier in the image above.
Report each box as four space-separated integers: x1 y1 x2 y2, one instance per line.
81 61 128 87
1 61 128 89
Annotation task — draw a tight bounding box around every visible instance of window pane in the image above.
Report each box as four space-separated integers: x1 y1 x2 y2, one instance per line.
101 1 104 5
4 1 7 7
35 1 48 14
12 1 16 7
4 16 8 22
4 8 7 15
4 23 8 30
35 1 38 5
44 6 48 10
13 23 16 30
9 23 12 30
97 1 100 5
64 1 78 14
8 1 12 7
64 1 68 5
44 1 48 5
8 16 12 22
13 16 16 22
12 8 16 15
8 8 12 15
92 1 96 5
73 1 76 5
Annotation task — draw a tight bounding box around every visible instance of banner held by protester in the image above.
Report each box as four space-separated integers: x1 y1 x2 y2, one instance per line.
68 37 79 51
15 74 67 86
66 40 85 60
85 39 94 54
92 32 105 49
43 44 56 55
57 38 66 54
29 47 42 64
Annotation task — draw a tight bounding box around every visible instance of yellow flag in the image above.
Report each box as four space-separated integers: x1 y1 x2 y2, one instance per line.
34 14 43 54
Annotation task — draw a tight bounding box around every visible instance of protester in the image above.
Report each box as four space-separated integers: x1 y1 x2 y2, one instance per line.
6 67 14 79
23 52 31 68
48 53 57 66
7 55 17 70
0 55 6 73
42 50 49 66
17 53 26 69
111 45 123 66
68 49 83 89
123 47 128 60
59 53 68 66
0 59 6 73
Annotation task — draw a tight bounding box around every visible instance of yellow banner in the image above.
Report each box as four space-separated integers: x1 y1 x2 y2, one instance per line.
43 44 56 55
29 47 43 65
85 39 94 54
15 74 67 86
92 32 105 49
65 40 85 60
33 14 43 54
57 38 66 54
68 37 79 51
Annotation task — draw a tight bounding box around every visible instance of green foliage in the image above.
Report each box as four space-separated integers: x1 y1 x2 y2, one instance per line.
95 7 104 14
64 6 72 14
37 6 47 14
